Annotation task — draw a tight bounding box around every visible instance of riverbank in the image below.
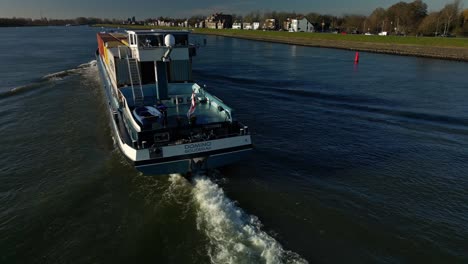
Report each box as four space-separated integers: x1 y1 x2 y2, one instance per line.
95 24 468 62
199 30 468 62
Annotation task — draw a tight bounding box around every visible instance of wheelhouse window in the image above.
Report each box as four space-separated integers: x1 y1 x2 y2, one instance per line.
173 34 188 46
138 34 164 47
135 33 189 48
129 34 137 46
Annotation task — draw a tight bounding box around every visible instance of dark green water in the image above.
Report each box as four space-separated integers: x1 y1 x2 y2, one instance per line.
0 26 467 263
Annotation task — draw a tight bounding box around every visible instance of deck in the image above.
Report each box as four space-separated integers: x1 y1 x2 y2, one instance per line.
164 102 229 128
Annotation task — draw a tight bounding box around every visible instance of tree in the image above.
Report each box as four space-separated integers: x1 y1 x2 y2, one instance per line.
410 0 428 34
418 12 441 35
386 0 427 35
440 0 462 35
243 10 261 23
232 14 243 22
75 17 88 25
305 13 335 32
187 15 204 27
463 8 468 23
368 7 387 33
305 12 320 29
457 8 468 36
341 14 366 33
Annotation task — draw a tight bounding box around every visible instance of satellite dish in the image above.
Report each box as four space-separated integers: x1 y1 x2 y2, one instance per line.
164 34 175 47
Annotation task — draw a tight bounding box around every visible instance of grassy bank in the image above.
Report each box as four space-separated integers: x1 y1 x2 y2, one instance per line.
194 28 468 48
95 24 468 61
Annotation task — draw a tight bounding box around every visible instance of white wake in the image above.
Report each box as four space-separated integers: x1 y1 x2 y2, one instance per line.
42 60 97 81
192 175 308 264
1 60 98 99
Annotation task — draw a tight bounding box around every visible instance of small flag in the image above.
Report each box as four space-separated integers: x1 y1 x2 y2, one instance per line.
187 92 196 119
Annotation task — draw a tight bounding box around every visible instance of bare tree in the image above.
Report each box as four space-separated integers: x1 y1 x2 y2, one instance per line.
368 8 386 33
243 10 261 23
440 0 462 35
341 14 366 33
418 12 441 35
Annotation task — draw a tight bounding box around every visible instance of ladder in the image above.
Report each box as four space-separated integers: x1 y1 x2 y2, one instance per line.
127 57 144 106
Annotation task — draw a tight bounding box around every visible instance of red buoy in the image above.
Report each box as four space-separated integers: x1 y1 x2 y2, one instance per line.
354 52 360 63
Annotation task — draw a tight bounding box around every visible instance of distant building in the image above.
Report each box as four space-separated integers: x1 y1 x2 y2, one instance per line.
146 21 156 26
156 20 175 27
263 19 277 30
232 21 242 29
194 20 206 28
124 17 132 24
205 13 233 29
124 16 139 25
176 21 188 27
243 22 252 30
284 17 314 32
252 22 260 30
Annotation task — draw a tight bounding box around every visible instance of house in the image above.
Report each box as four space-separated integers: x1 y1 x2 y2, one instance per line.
197 20 205 28
263 19 277 30
252 22 260 30
283 19 291 31
232 21 242 29
146 20 157 26
243 22 252 30
284 17 314 32
205 13 233 29
157 20 174 27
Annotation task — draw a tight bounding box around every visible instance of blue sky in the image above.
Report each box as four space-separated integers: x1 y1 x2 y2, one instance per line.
0 0 466 19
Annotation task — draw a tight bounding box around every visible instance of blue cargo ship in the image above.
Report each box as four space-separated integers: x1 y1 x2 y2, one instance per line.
96 30 252 175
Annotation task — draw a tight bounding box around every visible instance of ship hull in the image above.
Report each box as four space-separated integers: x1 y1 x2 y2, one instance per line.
135 148 252 175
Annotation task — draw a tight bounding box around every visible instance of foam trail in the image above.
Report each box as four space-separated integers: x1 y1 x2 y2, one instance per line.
193 175 308 264
0 83 42 98
42 60 96 81
0 61 97 99
164 173 193 204
78 60 97 69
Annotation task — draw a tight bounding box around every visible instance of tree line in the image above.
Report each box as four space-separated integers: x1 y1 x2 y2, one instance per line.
1 0 467 36
0 17 120 27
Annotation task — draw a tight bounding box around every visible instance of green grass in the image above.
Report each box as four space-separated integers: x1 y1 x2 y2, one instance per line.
94 24 468 48
196 28 468 48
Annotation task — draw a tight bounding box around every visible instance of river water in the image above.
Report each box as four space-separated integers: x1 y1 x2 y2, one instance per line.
0 26 467 263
